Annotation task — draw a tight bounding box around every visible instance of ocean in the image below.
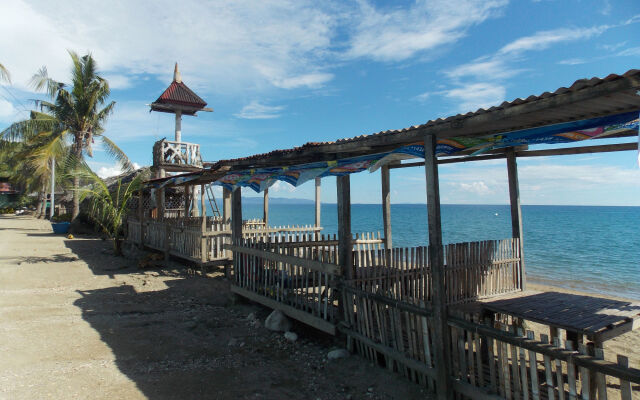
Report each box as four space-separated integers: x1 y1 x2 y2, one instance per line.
227 202 640 300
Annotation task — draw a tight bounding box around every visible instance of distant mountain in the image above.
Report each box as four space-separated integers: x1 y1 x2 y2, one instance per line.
242 196 314 205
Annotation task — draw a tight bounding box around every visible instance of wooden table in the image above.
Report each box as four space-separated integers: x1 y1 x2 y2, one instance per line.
478 290 640 346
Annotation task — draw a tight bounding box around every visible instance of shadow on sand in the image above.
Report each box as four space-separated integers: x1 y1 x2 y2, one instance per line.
63 237 324 399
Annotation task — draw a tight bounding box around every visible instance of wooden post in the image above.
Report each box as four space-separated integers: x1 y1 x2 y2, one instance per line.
381 164 392 251
263 188 269 227
157 168 165 219
337 175 352 281
230 187 242 279
424 134 452 400
200 184 207 266
223 188 232 225
137 190 144 246
315 177 321 228
184 185 191 218
506 148 526 291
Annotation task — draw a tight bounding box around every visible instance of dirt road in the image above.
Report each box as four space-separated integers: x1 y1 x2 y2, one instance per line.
0 216 427 399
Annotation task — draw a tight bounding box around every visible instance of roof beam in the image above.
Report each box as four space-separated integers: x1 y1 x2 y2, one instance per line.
388 141 639 169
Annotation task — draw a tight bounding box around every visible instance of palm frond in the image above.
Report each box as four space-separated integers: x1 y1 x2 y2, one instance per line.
0 63 10 84
101 135 133 171
30 66 64 99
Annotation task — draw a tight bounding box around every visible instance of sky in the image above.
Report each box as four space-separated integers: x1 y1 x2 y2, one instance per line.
1 0 639 205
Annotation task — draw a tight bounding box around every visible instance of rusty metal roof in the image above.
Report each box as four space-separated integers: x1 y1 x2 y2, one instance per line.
208 69 640 170
149 69 640 186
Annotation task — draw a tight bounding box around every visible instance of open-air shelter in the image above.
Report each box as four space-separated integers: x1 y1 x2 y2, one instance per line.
129 70 640 399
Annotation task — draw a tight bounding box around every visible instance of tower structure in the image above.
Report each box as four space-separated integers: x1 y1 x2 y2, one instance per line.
150 63 212 142
150 64 212 217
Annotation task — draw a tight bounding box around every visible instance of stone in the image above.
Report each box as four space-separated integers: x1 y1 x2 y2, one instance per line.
284 331 298 342
327 348 350 360
264 310 291 332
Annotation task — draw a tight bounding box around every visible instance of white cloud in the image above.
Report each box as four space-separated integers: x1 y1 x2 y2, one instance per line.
451 181 492 195
346 0 507 62
271 72 334 89
558 58 587 65
234 101 285 120
269 180 296 193
445 57 521 81
0 0 338 93
442 82 506 111
102 74 133 90
0 98 17 122
95 162 141 178
618 47 640 57
498 26 607 55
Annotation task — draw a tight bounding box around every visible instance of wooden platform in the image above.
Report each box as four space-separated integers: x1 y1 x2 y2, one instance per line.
470 290 640 343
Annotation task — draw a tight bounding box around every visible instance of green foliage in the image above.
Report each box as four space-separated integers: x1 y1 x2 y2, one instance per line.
0 52 131 220
51 213 72 222
74 162 143 255
0 207 15 214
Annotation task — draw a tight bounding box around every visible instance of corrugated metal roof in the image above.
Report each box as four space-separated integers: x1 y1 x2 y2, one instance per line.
210 69 640 170
148 69 640 186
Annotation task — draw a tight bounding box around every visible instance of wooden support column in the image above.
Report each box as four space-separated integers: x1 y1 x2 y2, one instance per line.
337 175 352 281
315 177 321 228
184 185 191 218
263 188 269 227
506 148 526 291
157 168 165 219
230 187 243 279
200 184 207 266
424 134 452 400
381 164 392 252
138 190 144 247
223 188 232 225
231 187 243 244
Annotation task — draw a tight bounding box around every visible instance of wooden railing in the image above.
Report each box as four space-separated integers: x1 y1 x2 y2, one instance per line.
226 238 341 334
126 217 324 266
152 139 202 168
341 285 640 400
445 238 522 304
350 238 522 306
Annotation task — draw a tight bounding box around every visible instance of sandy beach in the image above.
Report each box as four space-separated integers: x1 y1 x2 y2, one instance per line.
0 216 426 399
1 215 638 399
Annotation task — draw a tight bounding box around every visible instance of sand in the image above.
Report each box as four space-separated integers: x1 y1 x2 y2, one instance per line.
0 216 427 399
1 215 637 399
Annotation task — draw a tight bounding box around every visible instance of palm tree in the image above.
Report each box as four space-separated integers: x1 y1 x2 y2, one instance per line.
1 52 130 219
0 62 9 83
0 127 69 218
76 162 145 255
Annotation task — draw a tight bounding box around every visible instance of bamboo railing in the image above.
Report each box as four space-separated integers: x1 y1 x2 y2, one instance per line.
341 286 640 400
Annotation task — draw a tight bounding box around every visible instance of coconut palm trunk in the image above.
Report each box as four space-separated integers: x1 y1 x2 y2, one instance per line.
35 189 45 218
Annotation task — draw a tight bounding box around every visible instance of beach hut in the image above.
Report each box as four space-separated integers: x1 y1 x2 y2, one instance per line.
132 69 640 399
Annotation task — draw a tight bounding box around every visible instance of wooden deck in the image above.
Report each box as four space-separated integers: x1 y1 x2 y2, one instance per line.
468 290 640 343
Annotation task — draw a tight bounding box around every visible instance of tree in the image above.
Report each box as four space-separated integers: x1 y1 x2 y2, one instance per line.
0 62 9 83
76 162 145 255
0 124 70 218
1 51 130 219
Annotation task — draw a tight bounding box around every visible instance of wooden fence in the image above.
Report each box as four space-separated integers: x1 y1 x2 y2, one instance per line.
341 285 640 400
226 237 341 335
350 238 522 306
126 217 323 266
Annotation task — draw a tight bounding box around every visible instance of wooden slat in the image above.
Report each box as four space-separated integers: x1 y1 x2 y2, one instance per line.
231 285 336 335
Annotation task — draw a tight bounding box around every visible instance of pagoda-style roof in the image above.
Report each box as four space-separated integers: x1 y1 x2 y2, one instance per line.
150 64 212 115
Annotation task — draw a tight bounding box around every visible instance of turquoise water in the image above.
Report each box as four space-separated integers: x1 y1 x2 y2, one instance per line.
231 203 640 300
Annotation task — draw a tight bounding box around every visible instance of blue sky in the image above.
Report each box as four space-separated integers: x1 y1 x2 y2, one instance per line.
1 0 639 205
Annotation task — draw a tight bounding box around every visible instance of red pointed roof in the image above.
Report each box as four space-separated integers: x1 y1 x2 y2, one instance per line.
150 64 210 115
